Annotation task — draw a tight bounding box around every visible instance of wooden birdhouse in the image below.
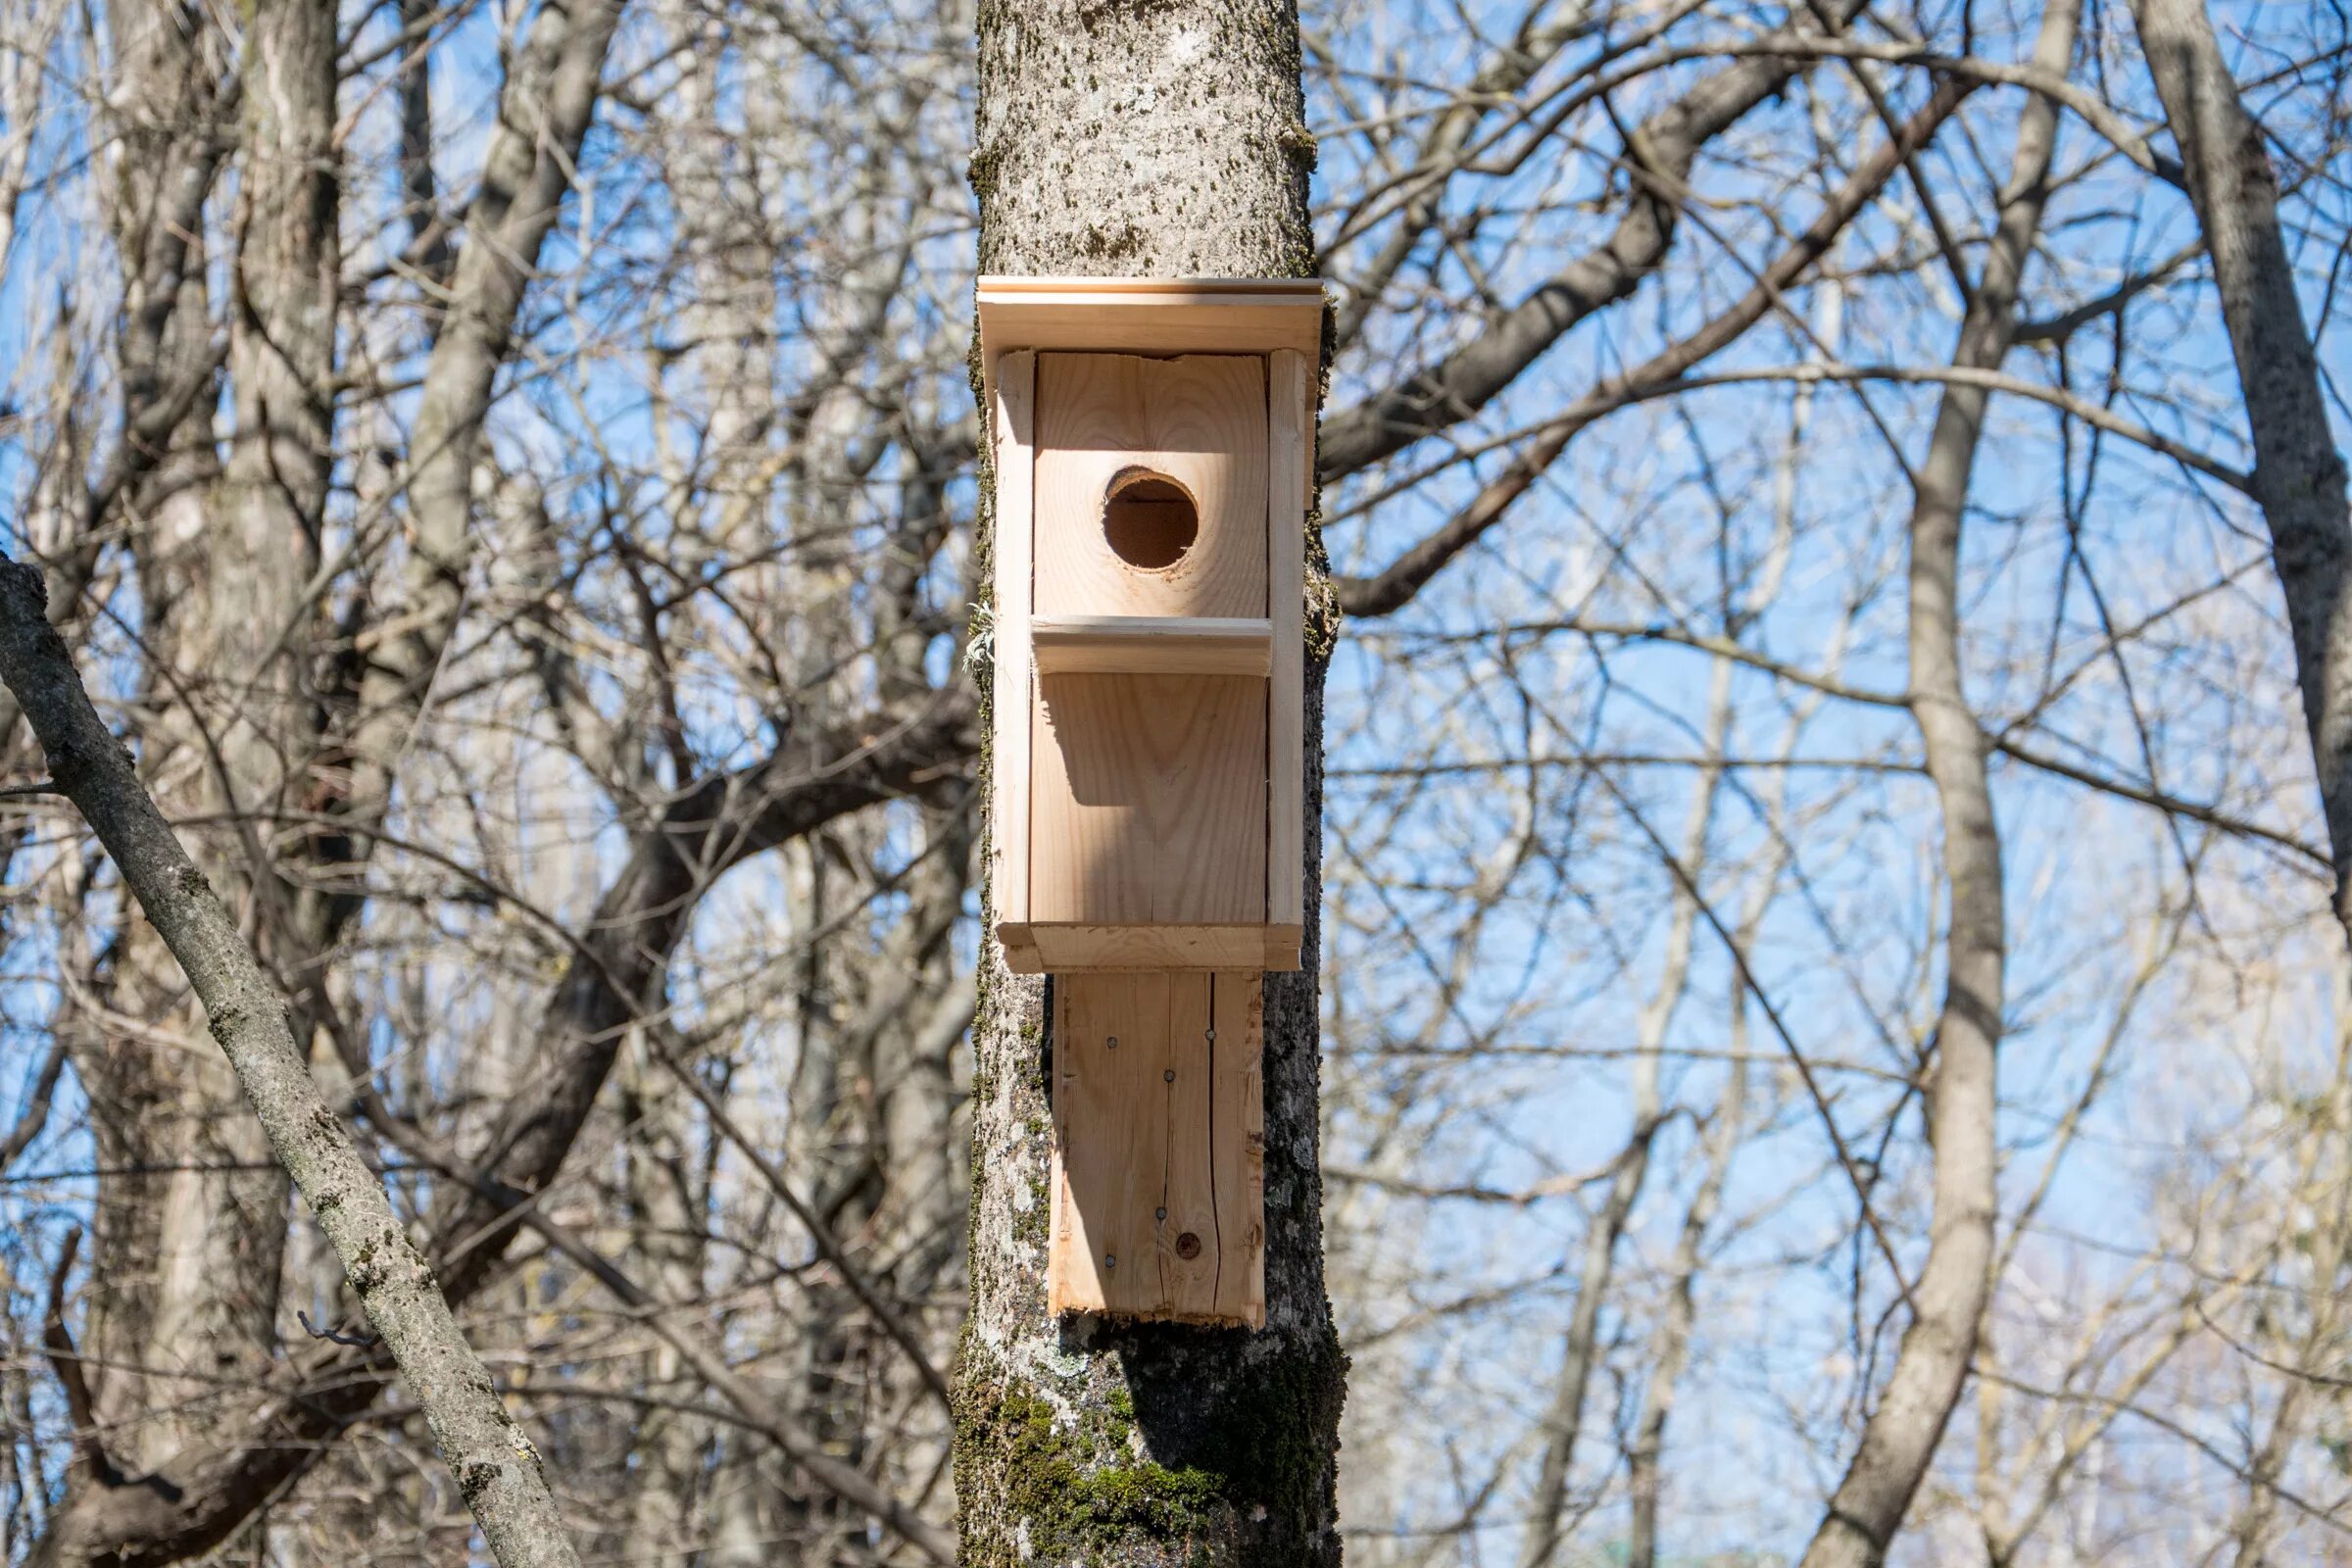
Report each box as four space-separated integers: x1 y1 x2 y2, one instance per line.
979 276 1320 977
978 276 1323 1330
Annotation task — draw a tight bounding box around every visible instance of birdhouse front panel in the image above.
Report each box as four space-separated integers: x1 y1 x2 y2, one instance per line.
1033 354 1267 620
1031 671 1267 927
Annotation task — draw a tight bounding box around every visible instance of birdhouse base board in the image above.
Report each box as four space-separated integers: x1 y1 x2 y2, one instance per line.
998 923 1301 975
1048 970 1266 1328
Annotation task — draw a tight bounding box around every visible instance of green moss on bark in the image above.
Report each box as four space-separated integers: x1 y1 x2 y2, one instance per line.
955 1318 1348 1566
955 1377 1223 1564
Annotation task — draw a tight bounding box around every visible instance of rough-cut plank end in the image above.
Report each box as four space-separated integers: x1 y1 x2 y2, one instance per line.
996 923 1046 974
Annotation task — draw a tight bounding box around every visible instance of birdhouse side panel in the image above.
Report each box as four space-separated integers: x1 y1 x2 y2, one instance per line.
990 350 1037 934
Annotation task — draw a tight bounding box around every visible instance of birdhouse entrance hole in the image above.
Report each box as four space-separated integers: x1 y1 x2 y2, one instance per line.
1103 469 1198 570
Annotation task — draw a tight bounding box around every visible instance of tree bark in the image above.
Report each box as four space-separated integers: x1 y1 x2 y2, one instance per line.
1796 3 2076 1563
954 0 1346 1560
2128 0 2352 945
0 559 585 1568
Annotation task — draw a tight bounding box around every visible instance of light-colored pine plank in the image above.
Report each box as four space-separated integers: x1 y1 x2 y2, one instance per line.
1048 972 1264 1328
990 351 1037 939
1050 973 1175 1318
997 923 1280 974
1210 973 1267 1327
1030 615 1273 677
977 276 1324 361
1031 672 1266 927
1161 973 1219 1318
998 924 1043 973
1266 348 1309 945
1035 355 1267 622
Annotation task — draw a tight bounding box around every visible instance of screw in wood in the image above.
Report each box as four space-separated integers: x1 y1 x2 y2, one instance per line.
1204 1029 1216 1043
1155 1206 1167 1221
1104 1253 1116 1269
1163 1068 1176 1083
1106 1036 1118 1050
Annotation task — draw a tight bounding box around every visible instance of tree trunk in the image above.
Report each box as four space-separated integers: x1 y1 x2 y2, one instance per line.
70 0 273 1496
0 559 585 1568
2128 0 2352 946
953 1 1345 1561
1796 3 2076 1563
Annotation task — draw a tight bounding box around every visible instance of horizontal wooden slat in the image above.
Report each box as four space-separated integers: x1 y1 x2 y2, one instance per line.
1031 615 1274 677
998 922 1300 974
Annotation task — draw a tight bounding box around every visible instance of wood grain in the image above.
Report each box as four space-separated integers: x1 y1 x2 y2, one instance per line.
1030 672 1266 926
1030 614 1273 677
990 351 1037 930
1048 970 1266 1326
977 276 1324 361
1266 348 1309 941
1210 973 1267 1326
1162 973 1219 1318
1050 972 1173 1317
995 922 1286 974
1035 354 1267 621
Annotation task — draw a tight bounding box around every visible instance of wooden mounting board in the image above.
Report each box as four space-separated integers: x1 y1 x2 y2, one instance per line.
1049 971 1266 1327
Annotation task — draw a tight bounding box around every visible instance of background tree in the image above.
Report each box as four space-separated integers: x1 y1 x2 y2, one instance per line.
0 1 2348 1565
